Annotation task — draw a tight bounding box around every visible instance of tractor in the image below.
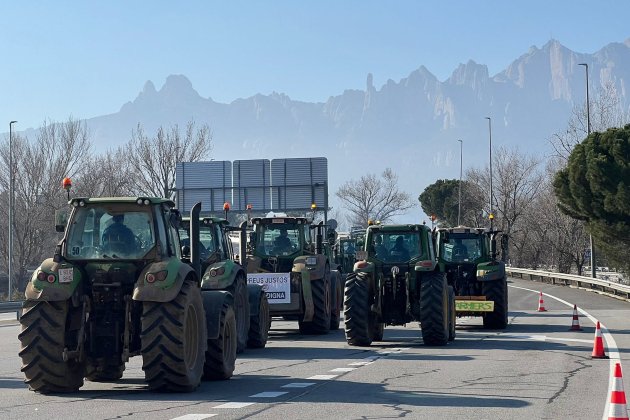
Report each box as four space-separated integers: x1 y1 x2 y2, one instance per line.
244 215 343 334
179 216 270 354
344 223 456 347
433 226 509 329
18 199 236 392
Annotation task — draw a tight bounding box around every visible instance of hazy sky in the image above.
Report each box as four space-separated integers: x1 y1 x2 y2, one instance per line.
3 0 629 130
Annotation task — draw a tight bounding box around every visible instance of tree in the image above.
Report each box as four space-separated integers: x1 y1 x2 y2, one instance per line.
336 168 415 227
551 81 630 161
554 125 630 271
75 147 136 197
127 121 212 198
418 179 483 227
0 118 91 292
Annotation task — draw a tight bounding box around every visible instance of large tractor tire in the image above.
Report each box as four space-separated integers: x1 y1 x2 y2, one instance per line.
329 270 343 330
19 300 85 393
204 303 237 380
298 267 331 335
482 278 508 329
419 271 449 346
86 360 125 382
141 280 206 392
343 272 376 346
447 285 456 341
372 322 385 342
227 273 250 354
248 290 270 349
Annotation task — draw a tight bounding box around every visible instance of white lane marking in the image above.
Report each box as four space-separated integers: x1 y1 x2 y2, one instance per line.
250 391 288 398
348 361 374 366
213 402 255 409
330 367 357 372
282 382 316 388
307 374 338 380
509 284 620 420
170 415 217 420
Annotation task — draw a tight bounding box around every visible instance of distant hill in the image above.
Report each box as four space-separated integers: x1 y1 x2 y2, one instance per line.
21 38 630 224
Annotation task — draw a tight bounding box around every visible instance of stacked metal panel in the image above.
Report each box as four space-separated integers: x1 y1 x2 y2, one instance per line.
175 157 328 213
175 161 232 213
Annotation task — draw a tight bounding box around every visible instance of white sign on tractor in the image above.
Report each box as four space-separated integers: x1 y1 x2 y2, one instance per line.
247 272 291 304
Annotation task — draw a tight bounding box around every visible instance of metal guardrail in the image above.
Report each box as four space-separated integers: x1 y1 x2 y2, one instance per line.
0 301 22 320
507 267 630 300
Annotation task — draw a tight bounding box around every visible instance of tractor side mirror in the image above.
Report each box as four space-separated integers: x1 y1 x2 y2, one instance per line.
55 209 68 233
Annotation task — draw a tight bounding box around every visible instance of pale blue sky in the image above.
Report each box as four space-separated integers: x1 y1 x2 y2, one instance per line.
2 0 629 130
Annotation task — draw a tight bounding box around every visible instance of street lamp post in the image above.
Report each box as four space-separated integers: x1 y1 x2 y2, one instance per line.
485 117 494 231
457 139 463 226
8 121 17 300
579 62 596 278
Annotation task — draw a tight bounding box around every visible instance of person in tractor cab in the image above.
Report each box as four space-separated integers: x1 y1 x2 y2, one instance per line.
274 228 292 252
452 238 468 260
389 236 410 261
102 214 136 254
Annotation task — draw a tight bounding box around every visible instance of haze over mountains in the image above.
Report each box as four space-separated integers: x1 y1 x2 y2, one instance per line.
23 38 630 223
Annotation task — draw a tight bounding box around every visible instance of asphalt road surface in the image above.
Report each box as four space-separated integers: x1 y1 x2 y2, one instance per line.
0 277 628 420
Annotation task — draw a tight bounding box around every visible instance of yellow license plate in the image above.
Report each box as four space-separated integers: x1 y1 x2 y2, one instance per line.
455 300 495 312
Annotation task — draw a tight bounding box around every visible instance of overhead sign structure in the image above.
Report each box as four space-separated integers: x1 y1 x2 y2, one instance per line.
175 157 328 214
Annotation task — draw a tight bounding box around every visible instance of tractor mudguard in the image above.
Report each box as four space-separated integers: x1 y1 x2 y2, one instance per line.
133 258 195 302
293 255 327 280
202 290 233 340
290 266 314 322
24 258 82 301
201 260 241 290
247 283 264 317
476 261 506 281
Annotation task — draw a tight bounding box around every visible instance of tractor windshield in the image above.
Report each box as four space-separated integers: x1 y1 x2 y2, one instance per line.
255 223 301 256
65 205 156 260
369 231 422 263
440 233 484 263
179 223 220 261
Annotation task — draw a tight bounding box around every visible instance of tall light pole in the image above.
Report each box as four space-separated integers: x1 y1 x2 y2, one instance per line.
457 139 463 226
8 121 17 300
579 62 596 278
485 117 494 231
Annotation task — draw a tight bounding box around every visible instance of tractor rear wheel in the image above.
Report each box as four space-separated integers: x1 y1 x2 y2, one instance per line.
203 303 237 380
483 278 508 329
298 268 331 335
141 280 206 392
247 290 270 348
419 272 449 346
227 274 250 353
18 300 85 393
343 272 375 346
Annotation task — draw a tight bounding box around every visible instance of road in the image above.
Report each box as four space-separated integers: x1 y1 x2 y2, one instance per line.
0 277 628 420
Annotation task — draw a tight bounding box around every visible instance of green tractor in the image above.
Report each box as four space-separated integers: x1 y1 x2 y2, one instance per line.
18 199 237 393
179 216 271 355
433 226 509 329
344 223 455 347
244 215 343 334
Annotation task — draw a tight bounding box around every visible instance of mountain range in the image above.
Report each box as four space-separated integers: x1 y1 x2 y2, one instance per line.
20 38 630 224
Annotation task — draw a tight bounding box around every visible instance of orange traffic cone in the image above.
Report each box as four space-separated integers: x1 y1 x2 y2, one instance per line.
569 304 583 331
608 362 629 420
537 291 547 312
592 321 609 359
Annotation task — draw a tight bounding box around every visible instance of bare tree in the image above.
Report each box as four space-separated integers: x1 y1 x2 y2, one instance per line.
127 121 212 198
75 147 136 197
336 168 415 228
551 81 630 160
0 117 92 291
